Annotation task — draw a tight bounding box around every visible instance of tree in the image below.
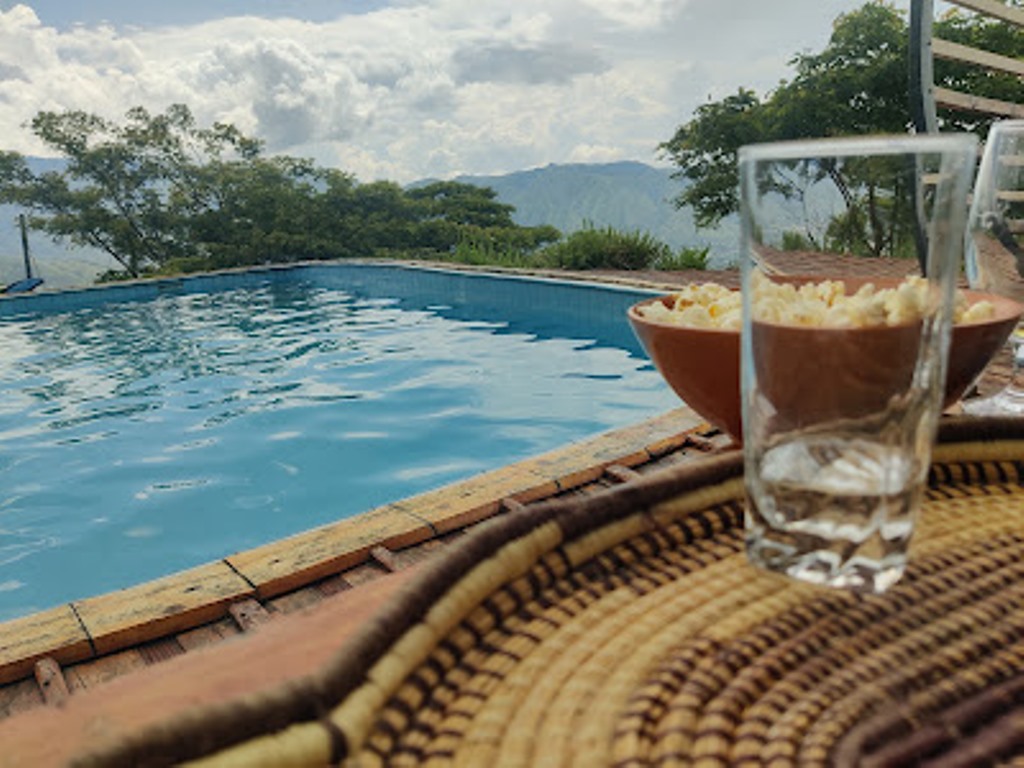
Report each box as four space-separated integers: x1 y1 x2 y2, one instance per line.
660 1 910 241
0 105 555 278
0 104 264 276
658 88 765 229
661 1 1024 259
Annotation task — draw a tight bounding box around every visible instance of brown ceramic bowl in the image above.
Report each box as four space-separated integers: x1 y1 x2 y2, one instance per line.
627 278 1024 441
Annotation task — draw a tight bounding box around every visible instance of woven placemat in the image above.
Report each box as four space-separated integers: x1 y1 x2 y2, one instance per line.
78 417 1024 768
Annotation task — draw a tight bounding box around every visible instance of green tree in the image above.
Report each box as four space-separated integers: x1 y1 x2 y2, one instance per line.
0 104 560 279
407 181 516 228
659 89 765 229
660 2 909 235
0 104 263 277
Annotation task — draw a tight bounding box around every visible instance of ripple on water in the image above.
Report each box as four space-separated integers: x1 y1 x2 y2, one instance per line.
0 267 678 618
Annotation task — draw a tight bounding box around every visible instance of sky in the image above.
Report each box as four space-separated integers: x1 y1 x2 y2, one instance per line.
0 0 911 184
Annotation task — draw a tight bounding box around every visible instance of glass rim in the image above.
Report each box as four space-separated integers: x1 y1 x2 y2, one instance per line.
738 133 977 162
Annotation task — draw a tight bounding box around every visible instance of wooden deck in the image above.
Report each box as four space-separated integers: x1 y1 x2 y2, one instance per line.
0 259 1014 766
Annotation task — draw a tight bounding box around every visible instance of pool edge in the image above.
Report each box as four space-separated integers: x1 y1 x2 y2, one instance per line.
0 407 712 687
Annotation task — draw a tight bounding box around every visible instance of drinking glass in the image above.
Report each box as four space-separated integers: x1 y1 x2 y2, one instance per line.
739 134 977 593
962 120 1024 415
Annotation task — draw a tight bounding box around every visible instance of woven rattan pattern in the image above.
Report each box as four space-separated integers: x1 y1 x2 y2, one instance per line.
77 419 1024 768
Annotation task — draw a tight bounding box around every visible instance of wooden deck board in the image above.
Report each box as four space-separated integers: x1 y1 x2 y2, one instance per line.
175 617 241 652
266 583 330 615
0 569 418 768
226 502 433 599
0 606 93 686
65 649 148 693
72 561 255 656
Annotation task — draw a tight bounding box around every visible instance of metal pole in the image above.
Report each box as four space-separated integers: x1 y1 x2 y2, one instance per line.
18 213 32 280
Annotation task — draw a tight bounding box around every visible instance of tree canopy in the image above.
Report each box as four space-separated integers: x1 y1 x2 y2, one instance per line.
0 104 558 278
659 0 1024 257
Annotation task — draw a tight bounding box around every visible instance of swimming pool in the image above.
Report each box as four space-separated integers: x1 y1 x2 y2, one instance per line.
0 263 678 620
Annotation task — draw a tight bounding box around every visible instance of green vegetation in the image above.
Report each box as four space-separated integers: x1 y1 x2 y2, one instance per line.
0 105 563 280
659 0 1024 259
657 246 711 271
436 223 681 272
0 103 681 281
537 225 670 271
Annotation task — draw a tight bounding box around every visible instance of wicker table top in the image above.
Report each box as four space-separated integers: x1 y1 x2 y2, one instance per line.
73 417 1024 768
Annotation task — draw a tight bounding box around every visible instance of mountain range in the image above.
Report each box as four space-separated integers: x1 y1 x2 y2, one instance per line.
457 161 738 269
0 160 737 290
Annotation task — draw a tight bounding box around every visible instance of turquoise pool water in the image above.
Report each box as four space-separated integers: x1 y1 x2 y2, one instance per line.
0 263 677 620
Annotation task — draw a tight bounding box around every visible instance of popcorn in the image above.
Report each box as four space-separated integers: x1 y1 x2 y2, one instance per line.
637 273 996 330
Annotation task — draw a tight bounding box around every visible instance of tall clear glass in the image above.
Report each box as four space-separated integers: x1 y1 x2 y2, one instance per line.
739 134 977 593
963 120 1024 415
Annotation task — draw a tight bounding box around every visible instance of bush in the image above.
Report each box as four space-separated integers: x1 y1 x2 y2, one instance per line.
439 228 547 269
781 230 813 251
539 225 671 270
656 245 710 270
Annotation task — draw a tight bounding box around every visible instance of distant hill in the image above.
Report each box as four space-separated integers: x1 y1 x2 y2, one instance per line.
456 161 739 270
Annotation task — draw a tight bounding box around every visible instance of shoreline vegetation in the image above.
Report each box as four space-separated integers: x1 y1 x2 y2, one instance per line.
0 105 713 290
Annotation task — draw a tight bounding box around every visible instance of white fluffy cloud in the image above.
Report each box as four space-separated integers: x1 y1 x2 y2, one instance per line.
0 0 903 183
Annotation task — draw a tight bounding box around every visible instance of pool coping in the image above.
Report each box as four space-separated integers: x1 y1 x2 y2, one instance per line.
0 406 711 686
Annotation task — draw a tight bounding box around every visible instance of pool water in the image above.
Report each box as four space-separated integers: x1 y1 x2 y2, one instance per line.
0 263 677 620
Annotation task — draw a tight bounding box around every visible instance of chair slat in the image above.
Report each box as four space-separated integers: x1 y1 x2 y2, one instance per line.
948 0 1024 27
933 37 1024 79
934 86 1024 120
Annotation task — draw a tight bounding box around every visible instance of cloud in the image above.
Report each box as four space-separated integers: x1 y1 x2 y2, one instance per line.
0 0 898 183
187 39 368 147
453 42 608 85
0 62 28 82
578 0 689 29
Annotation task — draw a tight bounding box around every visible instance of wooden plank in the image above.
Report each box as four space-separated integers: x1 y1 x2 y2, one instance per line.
266 586 327 615
604 464 643 483
0 605 93 686
228 599 273 633
73 562 254 656
33 658 70 707
339 562 391 587
369 545 400 573
0 570 418 768
391 462 559 535
935 86 1024 119
65 650 147 693
385 539 447 570
227 503 434 599
933 38 1024 78
137 637 186 666
521 410 703 495
175 618 240 652
948 0 1024 26
314 574 352 598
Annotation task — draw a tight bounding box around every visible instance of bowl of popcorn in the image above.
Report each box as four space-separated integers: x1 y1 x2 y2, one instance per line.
627 274 1024 440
